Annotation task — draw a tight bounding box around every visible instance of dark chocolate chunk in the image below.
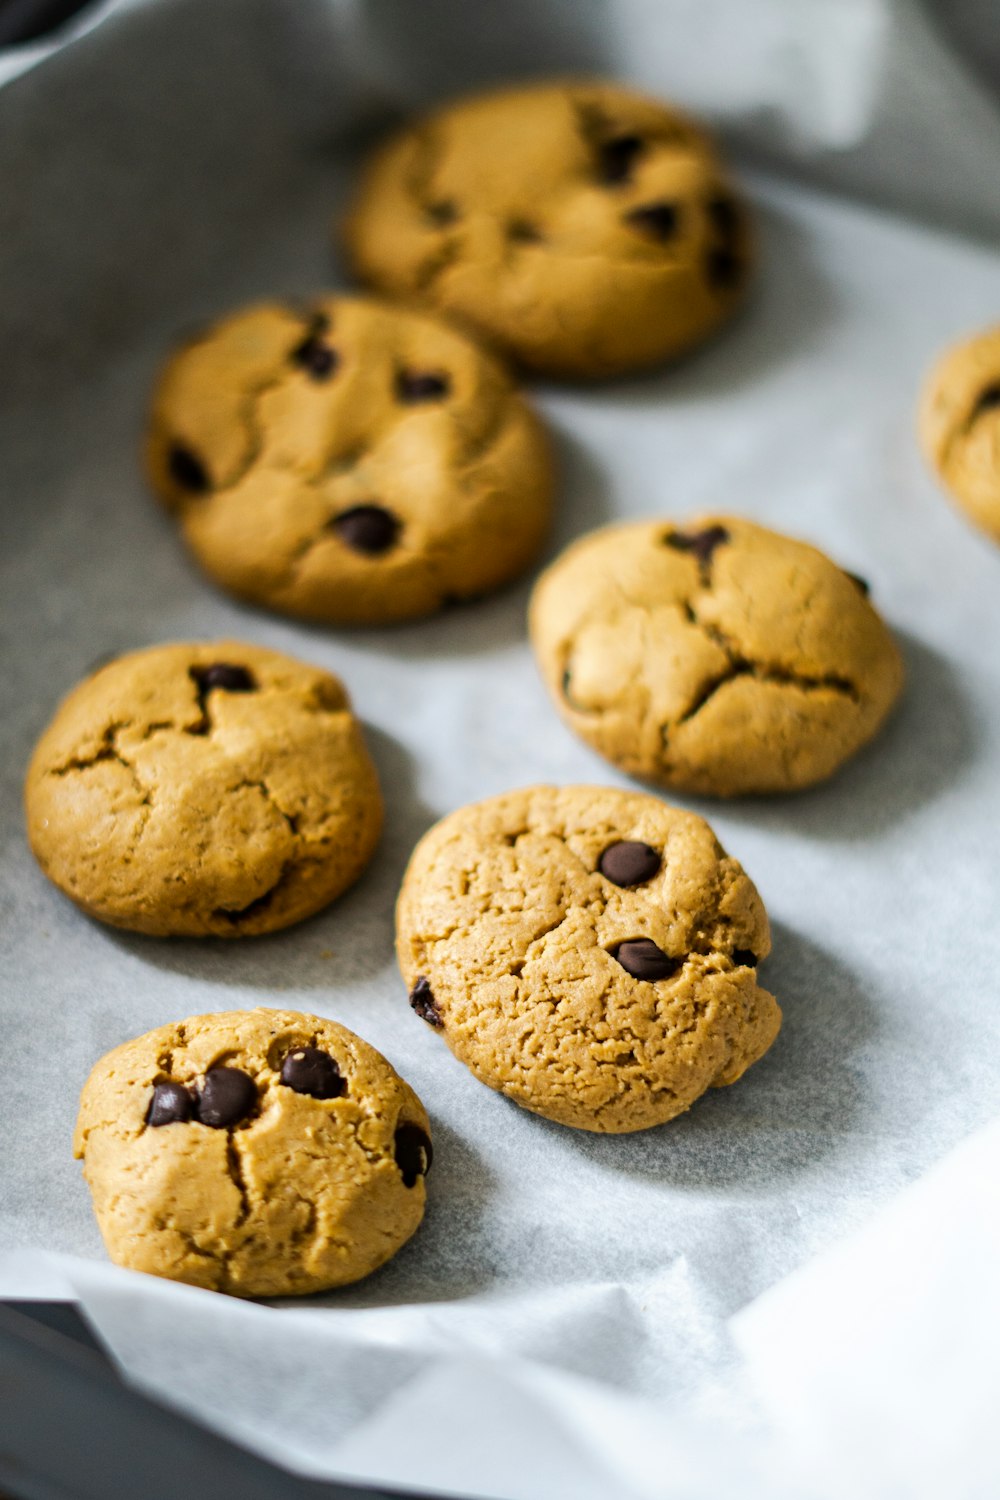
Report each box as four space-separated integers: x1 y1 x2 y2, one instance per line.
167 442 210 493
192 662 256 694
195 1067 256 1128
280 1046 345 1099
598 134 644 184
665 525 730 566
331 504 400 555
426 199 459 226
146 1081 194 1127
844 571 871 597
409 976 443 1028
507 218 542 243
705 245 743 288
394 1122 433 1187
292 335 339 379
731 949 759 968
706 193 741 238
613 938 678 982
625 202 680 240
972 383 1000 418
598 841 661 887
396 370 450 403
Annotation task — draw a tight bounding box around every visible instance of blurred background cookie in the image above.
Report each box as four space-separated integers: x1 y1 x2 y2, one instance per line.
529 517 903 795
25 641 382 936
344 79 752 378
920 325 1000 545
147 295 555 624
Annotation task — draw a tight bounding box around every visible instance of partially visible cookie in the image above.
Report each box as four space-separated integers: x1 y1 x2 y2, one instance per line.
25 642 382 936
397 785 780 1133
919 326 1000 545
344 80 752 378
529 518 903 796
74 1009 432 1296
146 295 554 624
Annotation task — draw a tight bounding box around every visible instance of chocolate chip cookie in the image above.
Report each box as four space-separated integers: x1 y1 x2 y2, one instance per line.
343 80 752 378
529 518 904 796
396 785 779 1133
74 1009 432 1296
919 325 1000 545
147 295 555 624
25 642 382 936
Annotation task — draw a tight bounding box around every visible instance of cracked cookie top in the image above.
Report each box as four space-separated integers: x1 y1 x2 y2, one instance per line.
74 1009 431 1297
146 295 555 624
396 785 779 1133
343 80 752 378
919 325 1000 546
24 641 382 936
529 517 904 796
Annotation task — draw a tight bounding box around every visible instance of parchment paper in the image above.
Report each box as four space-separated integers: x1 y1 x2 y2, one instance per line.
1 2 999 1497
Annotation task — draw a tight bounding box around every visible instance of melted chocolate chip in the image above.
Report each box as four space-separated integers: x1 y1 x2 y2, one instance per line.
705 246 743 289
613 938 679 982
665 525 730 566
706 194 741 238
167 443 210 493
409 976 443 1028
507 218 542 243
844 571 871 597
731 949 759 968
426 199 458 226
599 134 644 184
292 335 339 379
195 1067 256 1128
396 371 450 403
598 841 661 887
625 202 680 241
192 662 256 694
394 1122 433 1187
331 504 400 555
146 1081 194 1127
972 384 1000 418
280 1046 345 1099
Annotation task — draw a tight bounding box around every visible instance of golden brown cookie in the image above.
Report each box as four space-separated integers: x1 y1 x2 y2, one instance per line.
25 642 382 936
529 518 904 796
146 295 554 624
343 80 752 378
74 1009 431 1297
919 325 1000 545
397 785 779 1133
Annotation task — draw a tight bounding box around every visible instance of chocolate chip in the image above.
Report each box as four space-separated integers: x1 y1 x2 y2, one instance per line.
731 949 759 968
706 194 741 238
613 938 679 982
844 571 870 597
146 1081 194 1127
292 336 338 379
705 246 743 288
665 525 730 566
507 218 542 243
192 662 256 694
426 199 458 226
167 442 209 493
331 504 400 555
625 202 680 240
598 841 661 887
598 134 644 184
280 1046 345 1099
409 976 443 1028
195 1067 256 1128
973 383 1000 418
396 371 450 403
394 1122 433 1187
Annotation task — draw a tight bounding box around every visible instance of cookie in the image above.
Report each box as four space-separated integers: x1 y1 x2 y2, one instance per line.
146 295 554 624
25 642 382 936
74 1009 432 1296
343 79 752 378
396 785 779 1133
529 517 904 796
919 326 1000 545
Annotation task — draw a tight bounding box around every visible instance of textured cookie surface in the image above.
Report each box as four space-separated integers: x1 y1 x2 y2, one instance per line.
147 295 554 624
529 518 904 796
74 1009 431 1297
919 326 1000 544
25 642 382 936
396 785 779 1132
344 80 752 378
